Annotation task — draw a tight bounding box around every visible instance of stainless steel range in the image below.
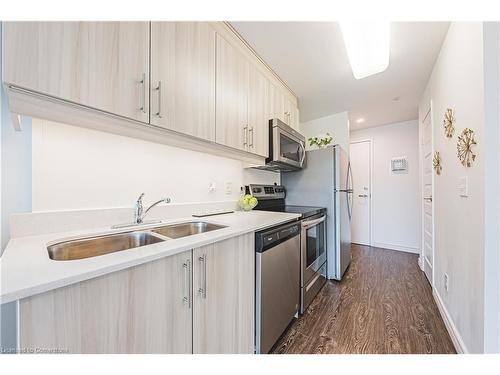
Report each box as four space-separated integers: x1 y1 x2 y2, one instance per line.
249 184 327 315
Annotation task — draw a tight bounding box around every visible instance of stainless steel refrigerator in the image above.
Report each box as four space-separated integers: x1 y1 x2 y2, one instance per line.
282 145 353 280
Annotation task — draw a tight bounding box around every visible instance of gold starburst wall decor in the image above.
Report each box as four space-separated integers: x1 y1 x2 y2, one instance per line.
443 108 455 138
433 151 442 175
457 128 477 167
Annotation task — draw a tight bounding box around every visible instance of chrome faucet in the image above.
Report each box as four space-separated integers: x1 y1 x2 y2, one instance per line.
134 193 171 224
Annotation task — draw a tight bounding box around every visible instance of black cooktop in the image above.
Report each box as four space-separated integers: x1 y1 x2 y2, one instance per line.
255 204 326 219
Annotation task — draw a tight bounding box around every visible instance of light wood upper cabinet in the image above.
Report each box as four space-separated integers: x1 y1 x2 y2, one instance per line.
193 233 255 354
248 65 269 158
3 22 150 123
284 95 300 131
19 251 193 354
215 33 249 152
268 82 286 123
150 22 216 141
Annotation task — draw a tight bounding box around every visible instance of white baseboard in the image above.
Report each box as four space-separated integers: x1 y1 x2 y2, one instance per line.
432 288 468 354
418 256 424 271
372 241 420 254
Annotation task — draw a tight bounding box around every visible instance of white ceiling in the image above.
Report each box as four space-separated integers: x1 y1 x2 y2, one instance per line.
231 22 450 130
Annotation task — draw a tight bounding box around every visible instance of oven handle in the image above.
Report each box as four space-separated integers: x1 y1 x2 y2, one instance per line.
301 215 326 229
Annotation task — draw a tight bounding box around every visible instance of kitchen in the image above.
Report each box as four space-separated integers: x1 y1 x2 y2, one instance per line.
1 2 500 371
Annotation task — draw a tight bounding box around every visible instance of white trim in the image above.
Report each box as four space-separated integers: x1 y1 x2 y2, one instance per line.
417 256 424 271
420 102 435 286
349 139 373 246
433 288 468 354
371 241 420 254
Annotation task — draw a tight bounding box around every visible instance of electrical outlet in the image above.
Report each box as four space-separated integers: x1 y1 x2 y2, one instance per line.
225 182 232 195
208 182 216 193
444 273 449 292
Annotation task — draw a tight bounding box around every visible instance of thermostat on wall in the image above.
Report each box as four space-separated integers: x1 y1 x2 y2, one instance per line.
391 156 408 174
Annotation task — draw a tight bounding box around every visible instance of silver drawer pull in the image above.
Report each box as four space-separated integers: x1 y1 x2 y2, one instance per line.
183 259 191 308
155 81 162 118
139 73 147 114
198 255 207 299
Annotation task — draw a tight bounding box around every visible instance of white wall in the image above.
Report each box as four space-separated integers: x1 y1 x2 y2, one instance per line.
482 21 500 354
419 22 485 353
350 120 420 253
300 111 350 151
31 119 279 212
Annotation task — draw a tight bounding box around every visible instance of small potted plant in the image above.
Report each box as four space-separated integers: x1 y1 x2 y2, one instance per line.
308 133 333 149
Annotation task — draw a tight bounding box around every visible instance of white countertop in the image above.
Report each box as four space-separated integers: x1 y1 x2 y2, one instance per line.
0 210 300 304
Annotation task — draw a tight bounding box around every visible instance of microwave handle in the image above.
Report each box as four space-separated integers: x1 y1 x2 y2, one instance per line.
300 142 306 165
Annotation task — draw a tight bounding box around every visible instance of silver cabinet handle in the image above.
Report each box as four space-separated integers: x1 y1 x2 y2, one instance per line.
358 194 368 198
139 73 147 114
424 197 433 202
155 80 162 118
243 125 248 147
198 255 207 299
249 127 254 147
183 259 191 308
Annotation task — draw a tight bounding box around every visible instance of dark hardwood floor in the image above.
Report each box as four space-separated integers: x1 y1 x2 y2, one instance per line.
272 244 456 354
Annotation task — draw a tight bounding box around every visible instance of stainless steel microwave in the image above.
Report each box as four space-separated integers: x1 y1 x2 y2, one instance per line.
259 119 306 172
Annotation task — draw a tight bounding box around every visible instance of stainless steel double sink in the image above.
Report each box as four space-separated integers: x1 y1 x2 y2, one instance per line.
47 222 227 261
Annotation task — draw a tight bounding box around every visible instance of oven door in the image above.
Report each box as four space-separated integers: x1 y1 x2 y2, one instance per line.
272 125 306 169
301 214 327 285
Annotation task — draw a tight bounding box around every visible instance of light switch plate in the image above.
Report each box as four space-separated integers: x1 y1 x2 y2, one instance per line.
225 182 232 195
208 182 217 193
458 176 468 197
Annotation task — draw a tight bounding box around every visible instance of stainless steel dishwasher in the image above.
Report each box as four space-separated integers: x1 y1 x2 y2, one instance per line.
255 220 301 354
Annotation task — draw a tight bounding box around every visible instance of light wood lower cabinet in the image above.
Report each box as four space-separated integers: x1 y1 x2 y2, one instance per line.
150 22 216 141
19 251 192 354
3 22 150 123
193 233 255 354
19 232 255 354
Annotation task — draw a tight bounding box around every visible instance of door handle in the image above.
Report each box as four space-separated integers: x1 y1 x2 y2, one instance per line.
424 197 433 202
358 194 368 198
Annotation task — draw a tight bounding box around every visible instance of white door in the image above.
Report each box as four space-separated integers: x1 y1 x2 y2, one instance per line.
349 141 371 245
422 107 434 284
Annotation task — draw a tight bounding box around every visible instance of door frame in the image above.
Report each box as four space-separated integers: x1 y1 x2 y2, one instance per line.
349 139 373 247
420 101 435 285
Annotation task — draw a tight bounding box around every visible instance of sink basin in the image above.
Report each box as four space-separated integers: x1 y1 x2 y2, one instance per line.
48 231 165 261
152 222 227 239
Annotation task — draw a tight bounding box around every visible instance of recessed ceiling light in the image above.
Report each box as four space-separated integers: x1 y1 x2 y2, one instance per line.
356 118 365 124
340 21 391 80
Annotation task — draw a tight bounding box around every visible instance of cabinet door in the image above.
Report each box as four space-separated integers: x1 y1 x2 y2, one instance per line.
284 97 300 131
20 251 193 354
3 22 150 123
248 65 269 157
150 22 216 141
268 82 285 122
215 34 249 151
193 233 255 354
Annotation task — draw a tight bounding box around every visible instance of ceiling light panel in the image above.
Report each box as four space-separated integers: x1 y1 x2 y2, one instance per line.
340 21 391 79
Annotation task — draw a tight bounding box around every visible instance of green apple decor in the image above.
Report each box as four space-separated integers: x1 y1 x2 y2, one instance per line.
239 194 258 211
308 133 333 149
